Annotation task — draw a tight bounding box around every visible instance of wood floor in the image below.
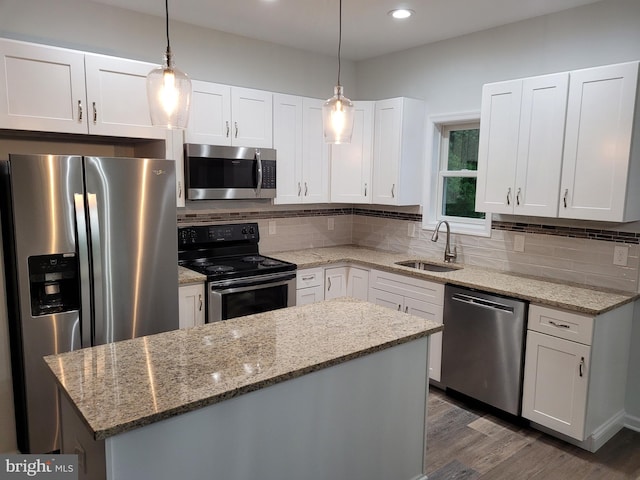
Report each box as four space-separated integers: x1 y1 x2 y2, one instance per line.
425 387 640 480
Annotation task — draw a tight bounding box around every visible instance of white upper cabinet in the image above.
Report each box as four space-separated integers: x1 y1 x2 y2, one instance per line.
186 81 273 148
476 73 568 216
559 62 640 222
0 38 165 139
84 54 165 139
0 39 88 134
273 95 329 204
330 101 374 204
372 97 425 205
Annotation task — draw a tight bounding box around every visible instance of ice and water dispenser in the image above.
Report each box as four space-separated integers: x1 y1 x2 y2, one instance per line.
27 253 80 316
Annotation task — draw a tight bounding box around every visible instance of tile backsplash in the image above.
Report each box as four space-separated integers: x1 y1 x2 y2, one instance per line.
179 206 640 293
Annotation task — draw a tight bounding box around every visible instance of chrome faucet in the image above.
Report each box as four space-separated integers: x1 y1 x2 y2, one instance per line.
431 220 457 263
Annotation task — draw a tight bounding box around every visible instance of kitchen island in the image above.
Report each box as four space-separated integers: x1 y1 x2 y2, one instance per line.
45 297 442 480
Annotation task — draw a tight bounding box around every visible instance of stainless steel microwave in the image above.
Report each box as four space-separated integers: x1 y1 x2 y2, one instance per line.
184 144 277 200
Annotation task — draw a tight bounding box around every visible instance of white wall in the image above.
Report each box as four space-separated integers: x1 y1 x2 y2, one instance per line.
0 0 355 99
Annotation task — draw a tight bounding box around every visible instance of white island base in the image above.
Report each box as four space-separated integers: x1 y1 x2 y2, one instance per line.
60 336 431 480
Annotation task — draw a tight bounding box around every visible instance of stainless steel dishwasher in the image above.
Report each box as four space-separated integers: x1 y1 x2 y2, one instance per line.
441 284 528 416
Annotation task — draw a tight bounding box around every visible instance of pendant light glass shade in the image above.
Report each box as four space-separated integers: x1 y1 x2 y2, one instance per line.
323 0 354 144
147 49 191 129
322 85 354 144
147 0 191 129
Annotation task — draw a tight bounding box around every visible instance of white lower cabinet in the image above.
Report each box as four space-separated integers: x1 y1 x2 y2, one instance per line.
368 269 444 382
296 268 325 306
522 303 633 451
178 283 205 329
325 267 348 300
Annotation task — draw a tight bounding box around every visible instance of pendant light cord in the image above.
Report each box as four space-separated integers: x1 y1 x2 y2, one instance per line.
336 0 343 87
165 0 172 57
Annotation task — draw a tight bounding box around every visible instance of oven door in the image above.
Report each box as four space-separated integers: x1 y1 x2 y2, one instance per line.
208 272 296 322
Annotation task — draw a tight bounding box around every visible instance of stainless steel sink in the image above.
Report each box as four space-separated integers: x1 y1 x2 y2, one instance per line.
395 260 461 273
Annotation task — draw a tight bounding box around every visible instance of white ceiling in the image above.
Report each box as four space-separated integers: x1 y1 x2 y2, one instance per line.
90 0 604 61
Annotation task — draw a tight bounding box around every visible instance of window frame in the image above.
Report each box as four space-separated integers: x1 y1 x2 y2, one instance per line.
423 112 491 237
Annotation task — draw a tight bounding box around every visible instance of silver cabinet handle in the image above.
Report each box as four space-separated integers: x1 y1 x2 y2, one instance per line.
506 187 511 206
304 182 308 196
404 306 409 313
298 182 302 196
563 189 569 208
549 320 570 329
327 277 332 291
225 121 230 138
198 294 203 311
177 181 182 199
92 102 97 124
234 121 238 138
301 275 314 281
391 183 395 198
516 187 521 206
397 304 401 311
579 357 585 377
78 100 83 121
364 183 367 197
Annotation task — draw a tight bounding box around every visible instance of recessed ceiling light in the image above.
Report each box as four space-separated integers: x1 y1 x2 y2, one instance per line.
389 9 414 20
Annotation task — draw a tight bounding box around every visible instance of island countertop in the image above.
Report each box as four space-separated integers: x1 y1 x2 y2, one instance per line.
269 246 638 315
44 297 442 441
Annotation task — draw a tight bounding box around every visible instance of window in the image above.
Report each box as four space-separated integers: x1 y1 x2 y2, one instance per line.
424 114 491 236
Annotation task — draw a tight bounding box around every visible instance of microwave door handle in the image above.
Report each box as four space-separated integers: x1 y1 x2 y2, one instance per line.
255 149 263 198
74 194 92 349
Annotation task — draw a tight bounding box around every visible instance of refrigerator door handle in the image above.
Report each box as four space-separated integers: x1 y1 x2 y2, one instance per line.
87 193 105 345
74 193 93 349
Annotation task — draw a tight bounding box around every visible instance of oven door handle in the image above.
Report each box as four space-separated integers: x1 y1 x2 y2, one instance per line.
209 272 296 293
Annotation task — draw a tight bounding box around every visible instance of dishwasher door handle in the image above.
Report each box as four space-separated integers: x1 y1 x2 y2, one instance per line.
451 293 515 313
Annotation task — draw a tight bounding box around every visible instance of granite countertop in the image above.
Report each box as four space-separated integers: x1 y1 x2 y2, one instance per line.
178 265 206 285
44 297 442 440
269 246 637 315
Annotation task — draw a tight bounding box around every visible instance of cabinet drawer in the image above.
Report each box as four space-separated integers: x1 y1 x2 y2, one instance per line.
296 268 324 289
528 304 594 345
369 269 444 305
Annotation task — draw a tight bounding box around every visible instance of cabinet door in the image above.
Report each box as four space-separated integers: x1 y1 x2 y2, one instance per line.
301 98 330 203
231 87 273 148
372 98 401 204
404 297 444 382
514 73 568 217
273 94 303 204
296 285 324 306
186 81 232 145
522 331 590 440
0 39 87 134
330 101 374 203
560 62 639 221
325 267 348 300
475 80 522 214
368 288 403 312
347 267 369 301
178 283 205 329
84 54 165 139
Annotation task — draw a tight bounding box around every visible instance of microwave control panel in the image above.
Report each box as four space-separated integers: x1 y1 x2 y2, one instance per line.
262 160 276 189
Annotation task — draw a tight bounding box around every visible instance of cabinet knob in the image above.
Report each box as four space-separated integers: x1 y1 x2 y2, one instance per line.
579 356 585 377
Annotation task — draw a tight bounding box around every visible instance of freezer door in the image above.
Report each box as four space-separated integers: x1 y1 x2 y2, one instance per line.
83 156 178 345
5 154 84 453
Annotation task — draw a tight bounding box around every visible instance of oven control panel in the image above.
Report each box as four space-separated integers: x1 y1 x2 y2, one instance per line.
178 223 259 246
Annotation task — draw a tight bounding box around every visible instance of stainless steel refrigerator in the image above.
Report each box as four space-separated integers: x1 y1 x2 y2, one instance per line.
0 154 179 453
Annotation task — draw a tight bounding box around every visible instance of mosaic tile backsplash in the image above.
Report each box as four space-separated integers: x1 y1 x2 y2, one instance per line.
178 207 640 293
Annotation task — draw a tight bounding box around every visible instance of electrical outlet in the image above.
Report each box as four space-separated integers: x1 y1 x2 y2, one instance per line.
328 217 335 231
613 245 629 266
514 234 525 252
268 221 276 235
408 224 416 238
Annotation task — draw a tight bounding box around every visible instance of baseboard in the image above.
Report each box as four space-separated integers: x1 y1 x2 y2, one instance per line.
625 412 640 432
587 410 626 452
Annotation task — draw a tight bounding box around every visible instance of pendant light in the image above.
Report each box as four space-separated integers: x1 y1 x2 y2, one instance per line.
147 0 192 129
322 0 355 144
